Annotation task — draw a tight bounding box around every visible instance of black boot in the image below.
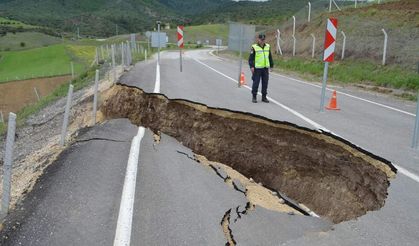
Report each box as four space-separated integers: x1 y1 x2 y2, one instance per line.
252 95 257 103
262 96 269 103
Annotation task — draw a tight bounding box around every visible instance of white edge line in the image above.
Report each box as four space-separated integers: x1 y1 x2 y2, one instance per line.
208 50 415 117
394 164 419 183
270 73 416 117
192 56 419 185
113 127 145 246
192 57 328 132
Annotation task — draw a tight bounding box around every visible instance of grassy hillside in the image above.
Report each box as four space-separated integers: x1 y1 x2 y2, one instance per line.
195 0 309 26
165 24 229 44
0 44 94 83
0 0 309 36
0 16 38 28
268 0 419 69
0 32 61 51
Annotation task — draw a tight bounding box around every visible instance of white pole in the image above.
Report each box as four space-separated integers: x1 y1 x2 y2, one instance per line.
111 44 116 68
1 112 16 219
157 21 161 65
341 31 346 60
276 29 283 55
93 70 99 125
145 49 148 61
382 29 388 66
101 46 104 60
34 87 41 101
320 62 329 111
311 34 316 58
292 35 296 56
308 2 311 22
70 62 74 78
292 16 296 37
60 85 74 146
121 43 125 67
332 0 341 11
355 0 357 8
329 0 332 12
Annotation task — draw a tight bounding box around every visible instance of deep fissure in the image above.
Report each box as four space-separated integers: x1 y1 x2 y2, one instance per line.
100 84 397 223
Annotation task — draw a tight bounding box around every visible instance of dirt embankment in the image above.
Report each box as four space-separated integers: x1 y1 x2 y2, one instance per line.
100 84 397 223
0 75 71 118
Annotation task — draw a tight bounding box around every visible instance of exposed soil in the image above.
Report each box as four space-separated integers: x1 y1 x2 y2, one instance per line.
100 84 397 224
0 67 122 216
0 75 71 119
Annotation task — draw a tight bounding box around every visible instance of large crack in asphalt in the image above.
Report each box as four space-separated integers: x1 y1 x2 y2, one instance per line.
100 84 397 223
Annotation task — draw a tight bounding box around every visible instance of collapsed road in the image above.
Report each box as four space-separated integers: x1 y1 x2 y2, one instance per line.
100 84 397 224
2 49 418 246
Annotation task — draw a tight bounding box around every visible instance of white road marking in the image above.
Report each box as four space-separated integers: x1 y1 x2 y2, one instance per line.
192 57 328 132
394 165 419 183
114 127 145 246
114 61 161 245
270 73 416 117
192 56 419 184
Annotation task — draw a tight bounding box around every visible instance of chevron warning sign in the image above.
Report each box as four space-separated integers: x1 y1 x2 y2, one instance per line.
177 26 184 49
323 18 338 62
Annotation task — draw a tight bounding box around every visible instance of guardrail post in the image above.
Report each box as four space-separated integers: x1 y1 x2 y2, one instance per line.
112 44 116 69
60 85 74 146
276 29 283 55
34 87 41 101
382 29 388 66
71 62 74 79
310 34 316 58
1 112 17 219
121 43 125 67
93 70 99 125
308 2 311 22
341 31 346 60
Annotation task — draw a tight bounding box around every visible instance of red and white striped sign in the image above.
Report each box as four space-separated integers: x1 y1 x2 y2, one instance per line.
323 18 338 62
177 26 184 48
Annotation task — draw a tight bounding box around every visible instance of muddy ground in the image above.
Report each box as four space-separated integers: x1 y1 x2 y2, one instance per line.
101 84 397 224
0 75 71 119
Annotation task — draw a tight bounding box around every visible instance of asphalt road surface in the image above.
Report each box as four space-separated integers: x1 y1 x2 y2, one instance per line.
2 49 419 245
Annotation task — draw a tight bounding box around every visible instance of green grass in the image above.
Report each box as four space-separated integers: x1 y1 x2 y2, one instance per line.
274 57 419 91
166 24 228 44
0 47 153 136
0 32 61 51
0 44 95 83
0 16 38 28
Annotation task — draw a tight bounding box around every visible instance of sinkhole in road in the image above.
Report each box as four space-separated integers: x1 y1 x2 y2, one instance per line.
100 84 397 223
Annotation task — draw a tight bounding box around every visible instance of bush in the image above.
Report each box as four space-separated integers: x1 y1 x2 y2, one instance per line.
20 42 26 47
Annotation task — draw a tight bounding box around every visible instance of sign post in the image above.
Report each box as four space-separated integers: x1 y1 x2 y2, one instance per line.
412 62 419 149
157 21 161 64
216 39 222 55
320 18 338 112
177 25 184 72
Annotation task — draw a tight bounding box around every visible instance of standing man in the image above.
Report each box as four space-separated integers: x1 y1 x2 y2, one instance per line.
248 34 274 103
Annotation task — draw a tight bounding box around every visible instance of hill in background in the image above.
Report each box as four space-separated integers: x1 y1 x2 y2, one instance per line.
0 0 309 37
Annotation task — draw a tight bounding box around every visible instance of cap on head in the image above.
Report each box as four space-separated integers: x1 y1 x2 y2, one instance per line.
258 34 266 40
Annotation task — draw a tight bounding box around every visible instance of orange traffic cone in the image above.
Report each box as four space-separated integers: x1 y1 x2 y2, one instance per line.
326 90 340 110
240 72 246 85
